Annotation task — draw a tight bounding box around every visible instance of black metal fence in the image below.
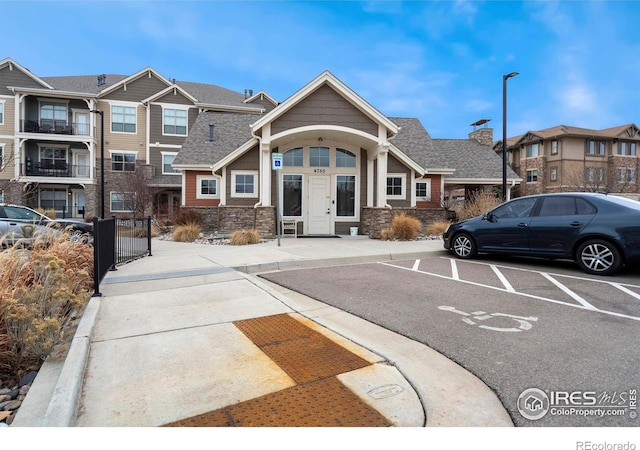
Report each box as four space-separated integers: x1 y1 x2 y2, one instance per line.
93 216 152 297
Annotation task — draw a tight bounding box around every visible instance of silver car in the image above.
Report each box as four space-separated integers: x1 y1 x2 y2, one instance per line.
0 203 93 247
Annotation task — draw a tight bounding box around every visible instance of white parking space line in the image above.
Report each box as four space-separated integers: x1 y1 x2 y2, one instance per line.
412 259 421 271
611 283 640 301
450 259 459 280
541 273 598 311
378 260 640 323
491 265 515 292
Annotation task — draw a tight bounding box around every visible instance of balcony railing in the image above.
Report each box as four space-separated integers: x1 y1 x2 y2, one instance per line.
21 163 91 178
20 119 91 136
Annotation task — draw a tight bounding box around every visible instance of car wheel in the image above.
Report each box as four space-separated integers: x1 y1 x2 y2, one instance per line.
452 233 477 259
576 239 622 276
68 229 87 244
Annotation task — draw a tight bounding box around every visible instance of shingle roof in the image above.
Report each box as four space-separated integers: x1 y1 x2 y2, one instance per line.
174 80 252 107
173 111 259 166
41 75 127 94
432 139 519 180
389 117 439 168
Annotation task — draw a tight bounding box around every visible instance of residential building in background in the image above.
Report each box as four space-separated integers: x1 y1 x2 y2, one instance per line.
497 124 640 198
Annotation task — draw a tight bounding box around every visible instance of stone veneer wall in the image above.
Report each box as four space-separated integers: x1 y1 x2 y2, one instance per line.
361 207 446 239
181 206 276 238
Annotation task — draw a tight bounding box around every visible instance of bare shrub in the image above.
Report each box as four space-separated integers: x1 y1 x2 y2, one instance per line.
172 223 201 242
425 220 452 236
458 189 501 220
229 229 261 245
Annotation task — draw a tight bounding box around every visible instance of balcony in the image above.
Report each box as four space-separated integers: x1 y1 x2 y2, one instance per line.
20 119 91 136
21 162 91 178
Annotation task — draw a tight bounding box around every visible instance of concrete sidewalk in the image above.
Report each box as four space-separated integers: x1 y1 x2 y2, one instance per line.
13 236 513 427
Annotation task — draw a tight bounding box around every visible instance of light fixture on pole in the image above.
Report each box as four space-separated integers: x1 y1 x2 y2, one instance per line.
90 109 105 218
502 71 519 201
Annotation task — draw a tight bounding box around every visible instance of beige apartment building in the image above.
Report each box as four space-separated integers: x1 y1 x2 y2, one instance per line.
498 124 640 197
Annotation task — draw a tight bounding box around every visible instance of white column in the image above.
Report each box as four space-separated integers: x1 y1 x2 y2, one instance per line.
260 142 271 206
367 159 374 207
376 144 389 207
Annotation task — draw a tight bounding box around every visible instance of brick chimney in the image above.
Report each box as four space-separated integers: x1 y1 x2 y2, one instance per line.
469 119 493 146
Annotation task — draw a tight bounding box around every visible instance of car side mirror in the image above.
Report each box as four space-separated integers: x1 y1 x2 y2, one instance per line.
483 213 496 222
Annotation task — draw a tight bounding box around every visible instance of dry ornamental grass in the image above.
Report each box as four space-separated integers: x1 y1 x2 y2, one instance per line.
229 229 261 245
0 230 93 384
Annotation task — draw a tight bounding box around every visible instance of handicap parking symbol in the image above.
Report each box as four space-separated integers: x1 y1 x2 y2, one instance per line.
438 306 538 332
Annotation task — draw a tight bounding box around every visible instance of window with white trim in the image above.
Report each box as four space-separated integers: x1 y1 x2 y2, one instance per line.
335 148 356 167
40 101 67 129
309 146 330 167
163 108 187 135
111 151 136 172
161 152 179 175
386 174 406 199
110 192 135 212
550 140 558 155
415 179 431 201
111 105 136 133
336 175 356 217
283 174 302 216
0 101 4 125
196 175 218 199
550 166 558 181
526 169 538 182
0 144 4 169
231 171 258 197
283 148 303 167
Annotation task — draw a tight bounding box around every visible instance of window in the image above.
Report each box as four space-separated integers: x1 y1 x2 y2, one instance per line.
309 146 330 167
335 148 356 168
618 142 637 156
586 167 605 182
386 174 406 199
586 140 605 155
336 175 355 217
232 171 258 197
525 143 539 158
283 148 303 167
39 146 67 169
40 188 67 214
111 151 136 172
526 169 538 182
0 144 4 169
550 167 558 181
40 102 67 128
0 190 3 203
415 179 431 201
492 197 536 219
617 168 637 183
110 192 135 212
283 174 302 216
551 140 558 155
196 175 218 199
111 105 136 133
163 108 187 135
161 152 179 174
538 197 576 217
0 101 4 124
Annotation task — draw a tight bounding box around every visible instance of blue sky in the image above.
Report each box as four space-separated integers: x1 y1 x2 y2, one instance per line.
3 0 639 140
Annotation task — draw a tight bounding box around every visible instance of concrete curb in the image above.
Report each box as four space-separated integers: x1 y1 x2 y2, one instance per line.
233 251 433 274
40 297 101 427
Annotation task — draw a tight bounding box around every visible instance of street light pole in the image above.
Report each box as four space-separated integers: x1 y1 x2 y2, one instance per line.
502 72 519 201
90 109 105 218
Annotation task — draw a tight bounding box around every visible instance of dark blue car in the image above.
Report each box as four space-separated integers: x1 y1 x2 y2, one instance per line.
442 192 640 275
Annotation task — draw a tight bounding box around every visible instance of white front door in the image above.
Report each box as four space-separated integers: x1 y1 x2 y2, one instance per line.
74 151 89 177
74 111 89 135
307 176 332 235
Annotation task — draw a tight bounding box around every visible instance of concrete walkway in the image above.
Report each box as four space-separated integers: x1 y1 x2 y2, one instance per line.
13 236 513 427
